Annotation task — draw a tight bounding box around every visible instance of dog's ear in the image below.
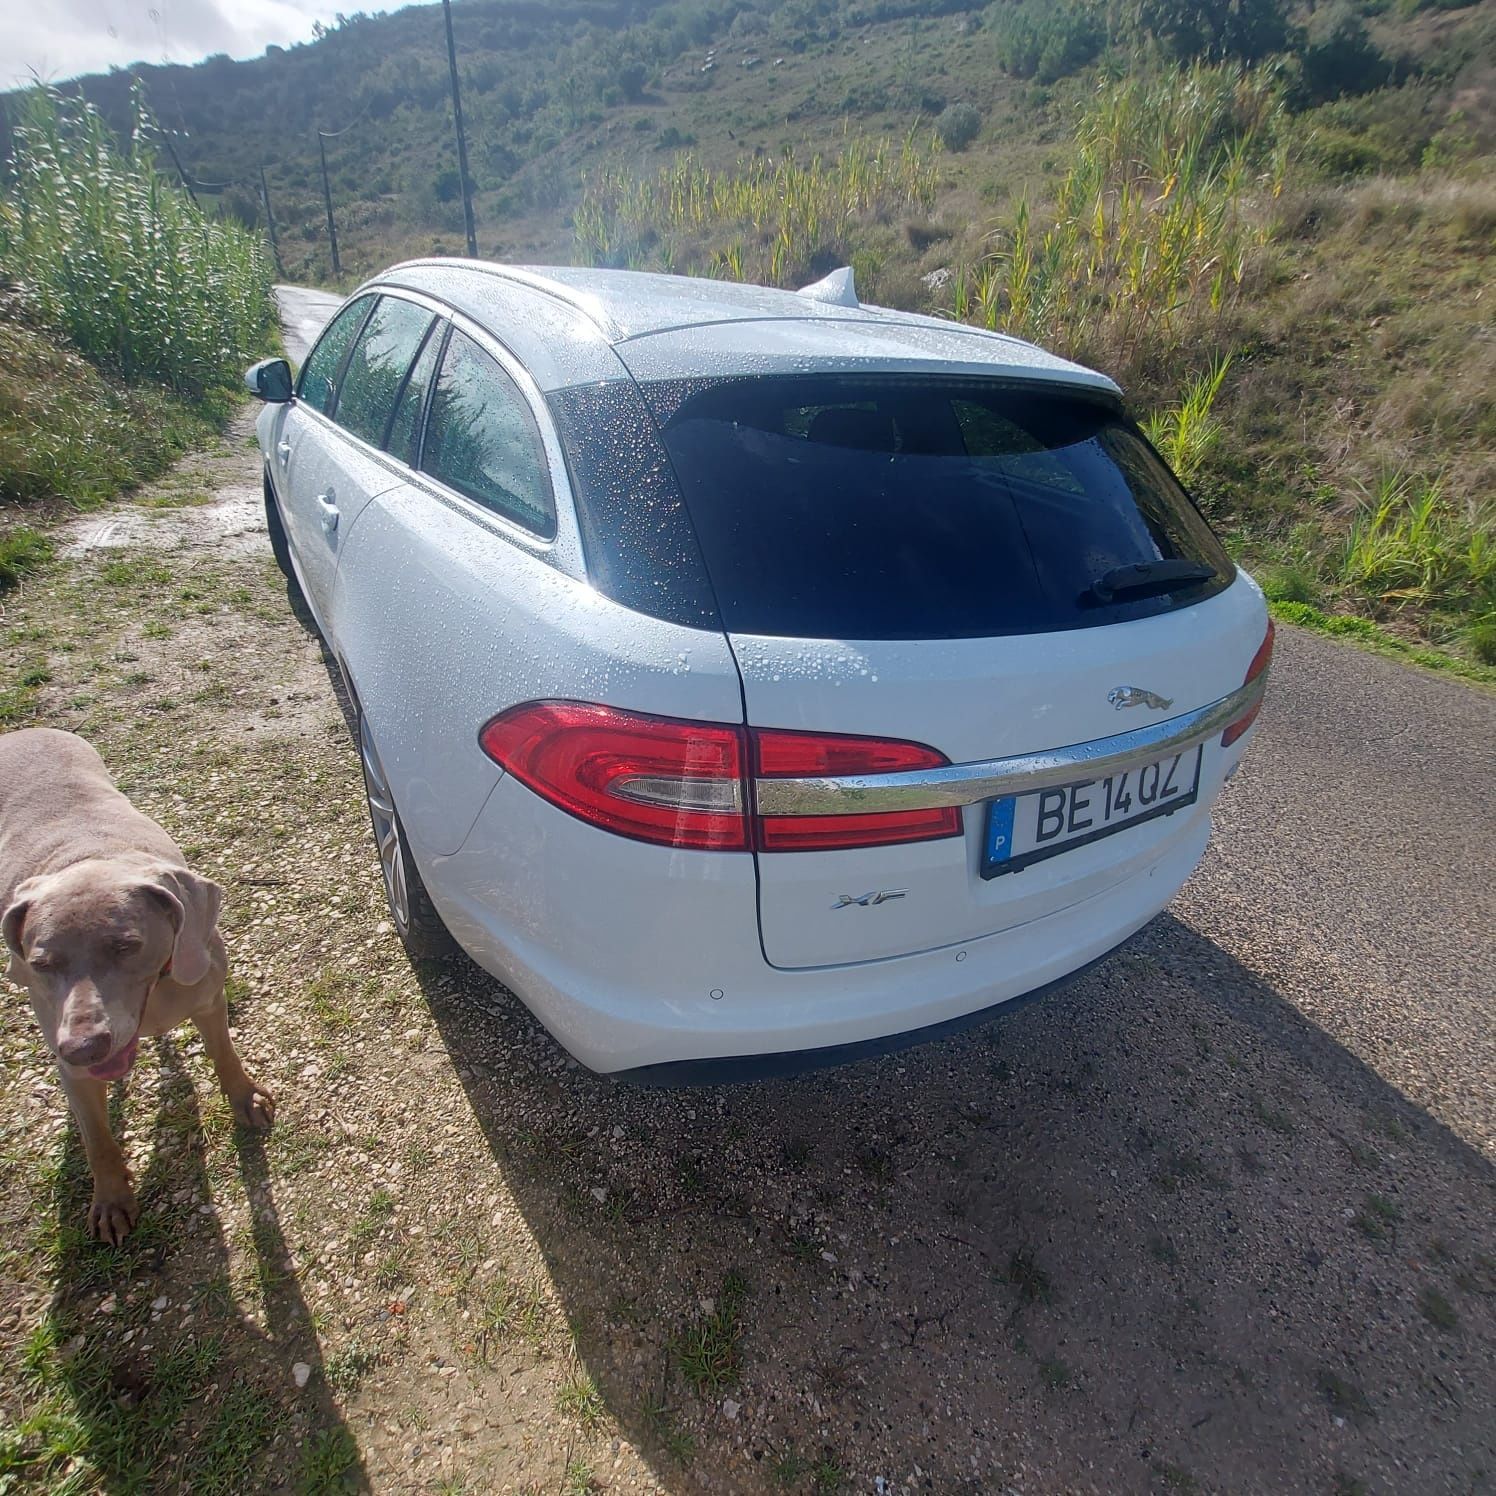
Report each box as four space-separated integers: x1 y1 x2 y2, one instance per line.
3 874 47 968
139 866 223 987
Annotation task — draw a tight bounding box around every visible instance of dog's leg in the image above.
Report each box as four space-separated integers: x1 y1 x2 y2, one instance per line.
191 985 275 1132
56 1067 139 1245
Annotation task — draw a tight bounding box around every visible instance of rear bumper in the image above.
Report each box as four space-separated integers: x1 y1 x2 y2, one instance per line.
421 774 1211 1075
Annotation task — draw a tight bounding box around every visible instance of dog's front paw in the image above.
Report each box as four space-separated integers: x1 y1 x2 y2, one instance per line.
230 1078 276 1132
88 1180 140 1246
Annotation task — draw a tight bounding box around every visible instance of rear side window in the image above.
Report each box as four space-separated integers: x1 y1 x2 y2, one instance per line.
335 296 435 448
421 329 555 539
297 295 373 415
385 322 445 469
654 375 1234 639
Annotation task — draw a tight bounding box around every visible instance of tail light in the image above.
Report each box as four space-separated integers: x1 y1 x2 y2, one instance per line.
479 702 962 853
753 727 961 850
1221 619 1274 748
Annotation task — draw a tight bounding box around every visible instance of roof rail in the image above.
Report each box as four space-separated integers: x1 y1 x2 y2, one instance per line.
383 258 625 340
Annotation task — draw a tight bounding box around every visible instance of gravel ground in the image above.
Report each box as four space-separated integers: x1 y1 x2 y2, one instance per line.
0 297 1492 1495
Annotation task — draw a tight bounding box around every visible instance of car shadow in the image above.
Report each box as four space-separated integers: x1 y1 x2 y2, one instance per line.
40 1033 369 1493
405 912 1495 1493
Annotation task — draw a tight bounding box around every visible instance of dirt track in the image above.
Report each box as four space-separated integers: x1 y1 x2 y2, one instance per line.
0 290 1492 1495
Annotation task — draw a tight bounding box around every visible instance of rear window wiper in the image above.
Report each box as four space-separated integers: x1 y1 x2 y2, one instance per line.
1086 559 1217 604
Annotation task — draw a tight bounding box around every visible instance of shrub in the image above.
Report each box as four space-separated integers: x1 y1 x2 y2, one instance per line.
1297 4 1392 105
990 0 1105 84
1259 564 1320 606
936 102 983 151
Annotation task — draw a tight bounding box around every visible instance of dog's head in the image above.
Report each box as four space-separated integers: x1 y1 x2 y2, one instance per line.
4 859 221 1081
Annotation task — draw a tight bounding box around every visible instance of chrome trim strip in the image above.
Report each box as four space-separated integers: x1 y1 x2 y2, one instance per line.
753 673 1267 817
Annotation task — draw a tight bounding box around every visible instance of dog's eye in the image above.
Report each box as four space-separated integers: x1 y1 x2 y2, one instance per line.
111 936 143 956
28 952 58 972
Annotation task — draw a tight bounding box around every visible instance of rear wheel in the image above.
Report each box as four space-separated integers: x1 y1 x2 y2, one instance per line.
359 714 455 960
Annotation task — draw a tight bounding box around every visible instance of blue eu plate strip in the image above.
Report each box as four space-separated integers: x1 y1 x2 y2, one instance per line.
986 796 1015 867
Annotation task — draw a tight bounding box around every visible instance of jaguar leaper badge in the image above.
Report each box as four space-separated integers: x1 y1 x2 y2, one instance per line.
1108 685 1173 711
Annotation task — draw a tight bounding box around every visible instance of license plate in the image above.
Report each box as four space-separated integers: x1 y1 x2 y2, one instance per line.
982 745 1203 879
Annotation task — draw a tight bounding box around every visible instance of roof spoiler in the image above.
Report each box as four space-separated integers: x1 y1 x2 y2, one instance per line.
797 266 859 308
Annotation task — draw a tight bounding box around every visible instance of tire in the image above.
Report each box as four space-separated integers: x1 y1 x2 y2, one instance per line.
358 713 456 960
263 470 295 580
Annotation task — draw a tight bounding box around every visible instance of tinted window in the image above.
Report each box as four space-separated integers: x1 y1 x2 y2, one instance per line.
421 330 554 538
335 296 435 447
655 375 1233 639
386 323 445 468
297 295 373 415
549 380 720 630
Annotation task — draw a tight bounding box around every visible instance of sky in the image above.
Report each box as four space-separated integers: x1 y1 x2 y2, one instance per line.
3 0 395 88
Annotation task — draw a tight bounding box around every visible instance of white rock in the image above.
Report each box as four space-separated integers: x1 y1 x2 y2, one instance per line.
292 1362 312 1389
722 1398 740 1421
152 1296 168 1311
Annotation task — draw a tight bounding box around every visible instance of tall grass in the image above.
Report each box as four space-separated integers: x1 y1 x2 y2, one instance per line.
964 65 1287 365
1143 354 1231 484
0 85 273 395
1339 471 1494 616
574 131 941 287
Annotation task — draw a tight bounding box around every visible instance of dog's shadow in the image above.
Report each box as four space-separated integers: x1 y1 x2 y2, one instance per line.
41 1036 369 1493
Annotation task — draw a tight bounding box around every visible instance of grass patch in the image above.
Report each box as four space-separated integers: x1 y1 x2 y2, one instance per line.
1417 1287 1458 1331
1318 1368 1374 1422
299 1426 360 1494
1001 1248 1053 1305
1353 1193 1401 1242
0 527 53 591
477 1272 549 1350
673 1271 749 1397
324 1340 379 1395
1038 1357 1072 1390
1249 1096 1297 1136
556 1367 605 1430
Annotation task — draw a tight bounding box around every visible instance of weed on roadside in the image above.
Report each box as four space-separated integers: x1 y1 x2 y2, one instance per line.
1002 1248 1053 1304
673 1272 748 1396
1353 1193 1401 1242
1418 1287 1458 1331
556 1367 605 1430
1318 1369 1374 1423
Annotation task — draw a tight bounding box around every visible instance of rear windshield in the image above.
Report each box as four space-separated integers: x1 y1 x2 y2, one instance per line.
652 375 1233 639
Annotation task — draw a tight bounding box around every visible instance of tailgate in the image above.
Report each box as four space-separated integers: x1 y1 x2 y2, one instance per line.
739 580 1266 969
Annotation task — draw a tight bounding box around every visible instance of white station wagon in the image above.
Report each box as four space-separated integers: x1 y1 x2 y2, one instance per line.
247 260 1271 1080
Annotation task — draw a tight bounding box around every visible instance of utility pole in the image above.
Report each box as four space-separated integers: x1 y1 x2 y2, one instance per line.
160 133 199 207
259 165 283 277
441 0 479 257
317 131 342 279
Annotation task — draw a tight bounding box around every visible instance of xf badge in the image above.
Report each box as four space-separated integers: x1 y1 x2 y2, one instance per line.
832 890 907 909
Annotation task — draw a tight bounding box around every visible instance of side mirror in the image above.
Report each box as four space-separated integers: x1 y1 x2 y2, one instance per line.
245 357 294 403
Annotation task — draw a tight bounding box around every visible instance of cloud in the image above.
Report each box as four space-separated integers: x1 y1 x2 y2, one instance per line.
2 0 391 88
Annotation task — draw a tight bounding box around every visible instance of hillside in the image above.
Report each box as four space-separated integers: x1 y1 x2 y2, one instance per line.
5 0 1494 668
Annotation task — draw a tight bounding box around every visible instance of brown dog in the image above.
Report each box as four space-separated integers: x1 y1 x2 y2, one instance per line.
0 727 273 1244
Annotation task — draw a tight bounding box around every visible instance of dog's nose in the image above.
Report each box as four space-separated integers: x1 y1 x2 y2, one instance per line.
57 1029 111 1067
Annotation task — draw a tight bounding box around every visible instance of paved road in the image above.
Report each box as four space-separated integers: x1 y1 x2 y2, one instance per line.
275 283 344 366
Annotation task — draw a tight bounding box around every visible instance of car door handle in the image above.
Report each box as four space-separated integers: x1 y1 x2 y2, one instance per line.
316 491 339 534
277 439 293 461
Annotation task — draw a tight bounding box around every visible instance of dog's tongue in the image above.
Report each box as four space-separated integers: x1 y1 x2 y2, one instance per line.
88 1035 139 1082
